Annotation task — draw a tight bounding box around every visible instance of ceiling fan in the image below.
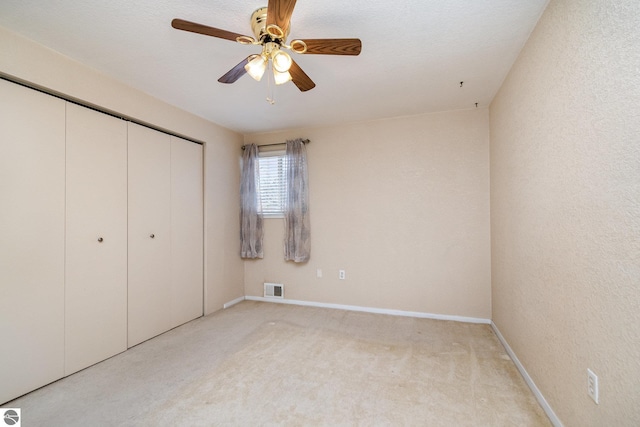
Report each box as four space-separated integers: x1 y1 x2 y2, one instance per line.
171 0 362 93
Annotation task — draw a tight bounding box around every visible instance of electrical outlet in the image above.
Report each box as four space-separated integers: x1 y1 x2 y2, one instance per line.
317 269 322 278
587 368 599 404
339 270 346 280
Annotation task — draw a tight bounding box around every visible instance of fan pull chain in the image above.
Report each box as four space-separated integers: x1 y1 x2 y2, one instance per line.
266 59 276 105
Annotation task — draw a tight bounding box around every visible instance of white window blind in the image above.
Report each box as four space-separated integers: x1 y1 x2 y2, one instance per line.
258 151 287 217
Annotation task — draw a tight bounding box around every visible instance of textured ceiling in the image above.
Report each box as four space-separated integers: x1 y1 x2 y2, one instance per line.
0 0 548 134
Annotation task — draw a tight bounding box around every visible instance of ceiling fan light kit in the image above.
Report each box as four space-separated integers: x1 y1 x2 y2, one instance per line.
243 41 293 84
272 50 292 73
273 69 293 85
245 54 268 81
171 0 362 101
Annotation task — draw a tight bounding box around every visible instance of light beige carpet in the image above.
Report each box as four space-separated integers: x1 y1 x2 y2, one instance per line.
8 301 551 426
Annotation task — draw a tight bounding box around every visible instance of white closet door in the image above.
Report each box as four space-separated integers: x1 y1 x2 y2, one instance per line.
0 80 65 403
65 104 128 374
128 123 172 347
170 137 203 327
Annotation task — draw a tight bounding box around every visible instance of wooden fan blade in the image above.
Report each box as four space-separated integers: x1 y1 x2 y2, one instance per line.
298 38 362 55
266 0 297 37
218 57 253 84
171 18 247 42
289 60 315 92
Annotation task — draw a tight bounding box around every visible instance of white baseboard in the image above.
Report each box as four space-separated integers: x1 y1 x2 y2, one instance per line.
244 296 490 324
223 296 245 309
491 322 563 427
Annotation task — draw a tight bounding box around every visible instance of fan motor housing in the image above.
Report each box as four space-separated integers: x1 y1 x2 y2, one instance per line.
250 7 290 42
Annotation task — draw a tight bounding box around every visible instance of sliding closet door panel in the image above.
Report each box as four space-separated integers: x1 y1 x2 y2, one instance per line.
65 103 128 375
128 123 172 347
170 137 204 327
0 79 65 403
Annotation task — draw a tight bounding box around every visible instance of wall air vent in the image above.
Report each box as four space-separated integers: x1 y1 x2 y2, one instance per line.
264 283 284 299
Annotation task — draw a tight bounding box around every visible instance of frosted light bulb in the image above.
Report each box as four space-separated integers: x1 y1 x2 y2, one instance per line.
245 55 267 81
273 69 292 85
272 50 292 73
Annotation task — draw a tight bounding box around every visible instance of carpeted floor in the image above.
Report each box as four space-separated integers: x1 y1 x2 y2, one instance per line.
8 301 551 426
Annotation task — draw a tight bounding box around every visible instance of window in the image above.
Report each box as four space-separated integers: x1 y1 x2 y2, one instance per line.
258 151 286 217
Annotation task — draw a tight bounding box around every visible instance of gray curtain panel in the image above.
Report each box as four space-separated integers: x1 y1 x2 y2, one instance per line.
283 139 310 262
240 144 264 259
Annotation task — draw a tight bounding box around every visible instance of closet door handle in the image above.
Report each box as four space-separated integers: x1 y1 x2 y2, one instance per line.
150 234 155 239
98 237 104 243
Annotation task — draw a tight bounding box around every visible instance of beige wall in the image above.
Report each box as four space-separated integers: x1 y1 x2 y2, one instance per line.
245 108 491 319
490 0 640 425
0 26 245 314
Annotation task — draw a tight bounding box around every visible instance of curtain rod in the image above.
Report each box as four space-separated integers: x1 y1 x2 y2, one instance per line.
241 139 310 150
